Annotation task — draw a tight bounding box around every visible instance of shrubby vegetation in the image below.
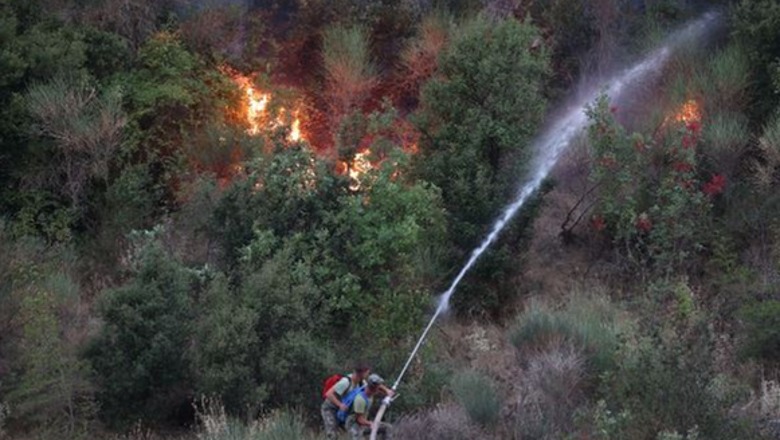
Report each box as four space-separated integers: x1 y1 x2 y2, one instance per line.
1 0 780 439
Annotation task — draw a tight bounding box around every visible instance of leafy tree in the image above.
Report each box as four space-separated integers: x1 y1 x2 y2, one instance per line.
326 153 447 350
87 241 194 425
120 31 236 167
191 273 263 414
209 142 344 268
0 3 90 201
5 279 94 437
415 15 550 315
192 239 334 415
9 290 92 434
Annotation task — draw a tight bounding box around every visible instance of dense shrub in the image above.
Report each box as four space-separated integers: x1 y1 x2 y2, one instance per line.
738 300 780 363
5 281 94 437
510 294 623 376
600 319 752 440
587 95 712 274
87 241 195 424
450 370 501 428
731 0 780 119
393 404 485 440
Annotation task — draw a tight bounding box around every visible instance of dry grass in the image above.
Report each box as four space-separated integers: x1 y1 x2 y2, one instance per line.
510 342 585 439
194 396 318 440
393 404 489 440
398 12 452 96
510 293 623 376
752 112 780 189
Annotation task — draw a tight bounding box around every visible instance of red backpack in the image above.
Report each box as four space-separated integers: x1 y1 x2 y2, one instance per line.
322 374 345 399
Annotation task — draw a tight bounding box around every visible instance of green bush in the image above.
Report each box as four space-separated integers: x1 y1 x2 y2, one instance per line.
87 241 195 425
587 95 711 275
731 0 780 120
599 318 757 440
450 370 500 428
192 274 265 415
510 294 622 376
739 300 780 363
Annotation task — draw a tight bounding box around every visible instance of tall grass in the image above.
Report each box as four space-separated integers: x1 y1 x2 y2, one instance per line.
399 11 452 94
703 112 749 177
707 43 750 110
322 25 377 118
512 343 585 439
196 397 319 440
752 112 780 188
450 370 501 428
509 294 623 375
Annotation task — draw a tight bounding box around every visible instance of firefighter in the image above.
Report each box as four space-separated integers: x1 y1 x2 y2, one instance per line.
345 374 393 440
322 364 371 440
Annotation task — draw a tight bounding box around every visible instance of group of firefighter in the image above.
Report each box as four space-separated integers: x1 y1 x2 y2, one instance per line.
320 363 394 440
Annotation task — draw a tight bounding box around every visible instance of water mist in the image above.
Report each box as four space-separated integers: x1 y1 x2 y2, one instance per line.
388 10 722 395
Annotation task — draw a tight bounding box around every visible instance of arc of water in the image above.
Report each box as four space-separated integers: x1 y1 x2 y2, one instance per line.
386 8 722 397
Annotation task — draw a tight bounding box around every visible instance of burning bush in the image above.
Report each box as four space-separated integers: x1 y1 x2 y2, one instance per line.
587 95 712 274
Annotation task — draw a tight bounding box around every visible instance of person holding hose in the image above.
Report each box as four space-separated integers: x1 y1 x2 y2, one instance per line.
345 374 393 440
321 364 395 439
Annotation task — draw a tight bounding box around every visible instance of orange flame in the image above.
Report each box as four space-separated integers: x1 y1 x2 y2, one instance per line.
290 115 302 142
228 70 305 142
336 149 373 191
670 99 702 125
244 84 270 135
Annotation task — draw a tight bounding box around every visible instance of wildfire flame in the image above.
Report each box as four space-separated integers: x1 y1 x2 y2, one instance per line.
222 67 422 191
670 99 702 126
290 116 302 142
350 150 372 185
336 149 373 191
244 84 270 135
228 70 305 142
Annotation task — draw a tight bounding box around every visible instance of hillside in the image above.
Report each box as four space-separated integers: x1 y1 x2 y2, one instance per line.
2 1 780 439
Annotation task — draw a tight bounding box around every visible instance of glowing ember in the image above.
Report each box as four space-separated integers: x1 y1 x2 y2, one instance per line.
671 99 702 125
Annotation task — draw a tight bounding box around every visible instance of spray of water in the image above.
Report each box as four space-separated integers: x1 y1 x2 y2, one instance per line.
390 11 722 392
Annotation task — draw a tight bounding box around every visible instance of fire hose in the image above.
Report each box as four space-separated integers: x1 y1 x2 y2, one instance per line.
370 306 444 440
